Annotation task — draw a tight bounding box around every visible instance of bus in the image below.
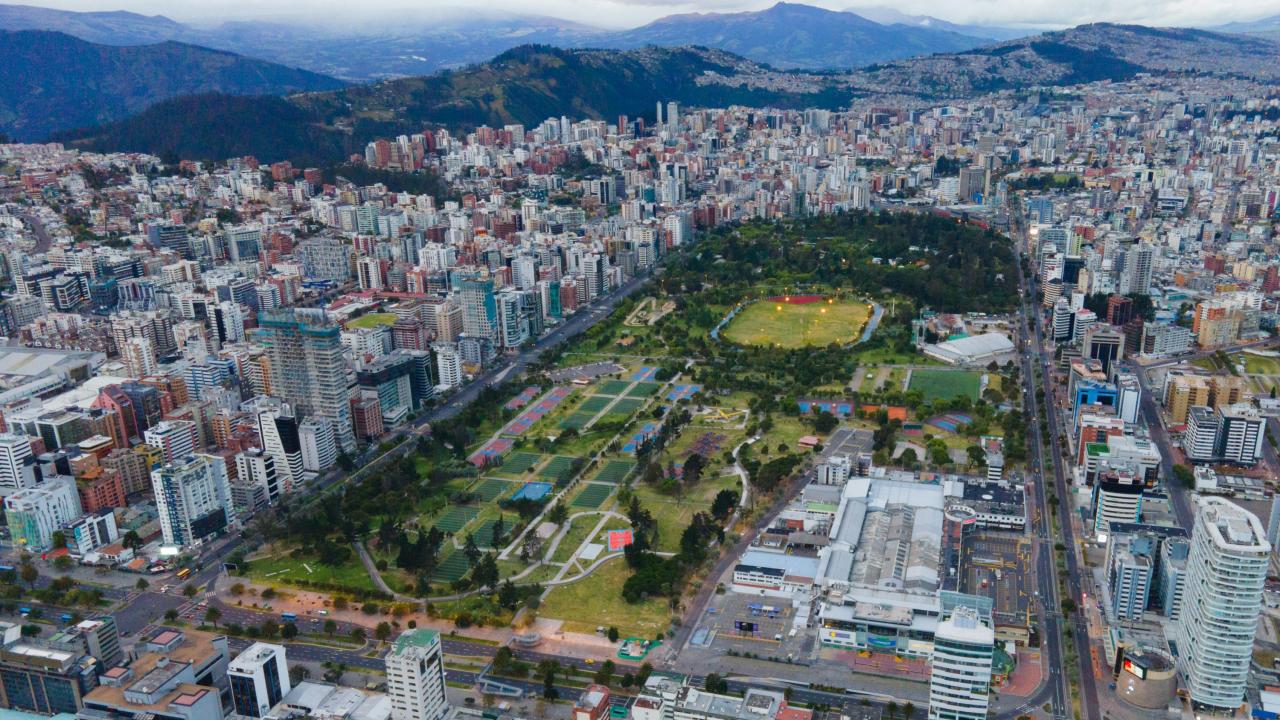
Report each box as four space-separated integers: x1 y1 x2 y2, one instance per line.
175 568 192 581
281 612 297 622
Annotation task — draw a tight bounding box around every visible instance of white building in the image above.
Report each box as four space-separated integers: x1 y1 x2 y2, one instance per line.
0 432 36 495
230 643 292 718
144 420 199 464
384 629 447 720
299 418 337 474
3 476 82 550
151 454 236 547
1174 497 1269 713
928 604 995 720
235 450 281 505
258 410 303 494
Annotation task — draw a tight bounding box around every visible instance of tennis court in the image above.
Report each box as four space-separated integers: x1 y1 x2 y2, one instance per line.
539 455 578 482
595 460 635 484
432 551 471 583
472 519 503 547
559 412 595 430
496 452 541 475
626 382 660 397
471 478 512 501
433 506 479 533
578 396 613 413
572 484 614 509
610 397 646 415
598 380 632 395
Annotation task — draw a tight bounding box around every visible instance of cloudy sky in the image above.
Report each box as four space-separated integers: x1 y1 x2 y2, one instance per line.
20 0 1280 29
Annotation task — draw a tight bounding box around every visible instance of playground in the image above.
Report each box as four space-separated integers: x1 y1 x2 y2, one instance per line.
721 295 873 348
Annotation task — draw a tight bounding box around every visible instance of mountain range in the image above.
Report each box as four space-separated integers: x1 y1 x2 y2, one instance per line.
0 2 1018 78
0 30 343 140
55 23 1280 165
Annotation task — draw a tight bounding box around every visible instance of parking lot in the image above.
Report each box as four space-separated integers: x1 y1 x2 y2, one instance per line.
685 590 813 661
959 530 1032 632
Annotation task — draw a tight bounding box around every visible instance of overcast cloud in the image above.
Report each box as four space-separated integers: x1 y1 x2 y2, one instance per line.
18 0 1280 30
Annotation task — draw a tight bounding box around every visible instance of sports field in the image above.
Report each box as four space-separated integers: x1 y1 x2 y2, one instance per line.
908 369 983 402
346 312 397 329
722 296 872 348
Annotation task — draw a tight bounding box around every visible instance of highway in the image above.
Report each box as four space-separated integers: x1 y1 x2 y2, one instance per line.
1010 199 1100 720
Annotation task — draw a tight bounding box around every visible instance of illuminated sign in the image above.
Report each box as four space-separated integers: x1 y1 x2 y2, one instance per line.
1122 658 1146 680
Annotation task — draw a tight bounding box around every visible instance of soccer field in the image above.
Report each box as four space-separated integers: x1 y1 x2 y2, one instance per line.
722 297 872 348
908 369 983 402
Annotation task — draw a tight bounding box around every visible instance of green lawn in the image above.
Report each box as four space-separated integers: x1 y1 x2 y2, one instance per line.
722 297 872 348
245 548 377 592
432 550 471 583
471 478 512 501
346 312 398 329
539 456 578 483
1243 353 1280 376
626 382 661 397
495 452 541 475
578 396 613 413
559 412 596 430
908 369 983 402
539 559 673 638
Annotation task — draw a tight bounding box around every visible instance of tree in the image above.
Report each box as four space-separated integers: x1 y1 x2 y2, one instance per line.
548 503 569 525
965 445 986 467
463 534 481 566
886 701 898 720
50 531 67 549
19 563 37 589
204 607 222 628
164 609 179 622
607 626 619 643
281 622 298 639
1172 464 1195 489
710 489 739 521
136 578 150 591
350 627 366 643
375 621 393 644
542 669 559 700
593 659 615 686
704 673 729 694
122 530 143 550
902 702 916 720
472 553 499 591
324 619 338 637
182 584 198 598
813 410 838 434
53 556 74 571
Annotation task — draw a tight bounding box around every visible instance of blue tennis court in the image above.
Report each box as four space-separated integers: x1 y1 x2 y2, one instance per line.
631 367 658 382
622 422 659 454
512 481 553 502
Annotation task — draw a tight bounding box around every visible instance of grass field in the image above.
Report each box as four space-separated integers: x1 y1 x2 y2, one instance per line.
245 549 378 592
722 297 872 348
571 484 614 509
594 460 635 484
1243 353 1280 376
538 559 672 638
908 369 983 402
346 312 398 329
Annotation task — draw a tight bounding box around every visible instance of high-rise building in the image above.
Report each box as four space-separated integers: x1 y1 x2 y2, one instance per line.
1175 498 1269 712
459 276 498 345
254 309 355 453
385 629 448 720
235 450 280 506
257 410 303 494
151 455 236 547
143 420 199 464
229 643 291 718
298 418 337 474
928 602 995 720
0 432 37 495
3 476 82 550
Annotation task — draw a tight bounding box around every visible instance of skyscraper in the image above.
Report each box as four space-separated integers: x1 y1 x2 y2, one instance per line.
1175 497 1269 712
254 309 355 453
0 432 37 495
151 454 236 547
385 629 448 720
459 276 498 345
